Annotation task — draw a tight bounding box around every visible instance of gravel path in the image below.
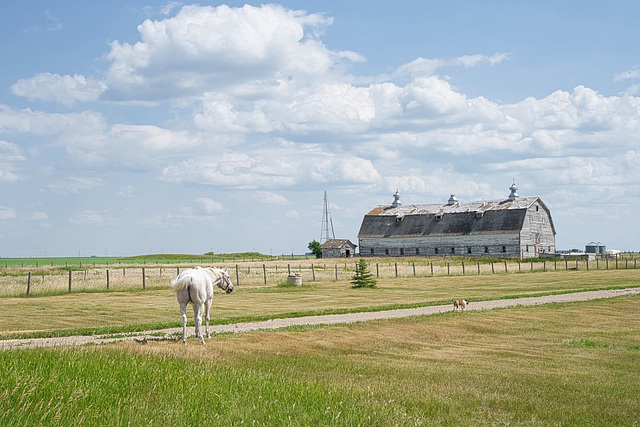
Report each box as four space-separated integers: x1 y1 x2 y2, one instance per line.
2 287 639 350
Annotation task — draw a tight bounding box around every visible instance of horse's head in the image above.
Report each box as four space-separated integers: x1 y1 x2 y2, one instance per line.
218 267 234 294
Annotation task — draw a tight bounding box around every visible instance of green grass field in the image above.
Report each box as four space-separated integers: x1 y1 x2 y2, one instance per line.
1 295 639 425
0 252 282 268
1 267 639 425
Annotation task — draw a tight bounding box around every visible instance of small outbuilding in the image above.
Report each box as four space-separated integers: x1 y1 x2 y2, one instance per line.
321 239 357 258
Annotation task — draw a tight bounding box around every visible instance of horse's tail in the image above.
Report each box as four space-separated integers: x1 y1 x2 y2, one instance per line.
171 274 192 293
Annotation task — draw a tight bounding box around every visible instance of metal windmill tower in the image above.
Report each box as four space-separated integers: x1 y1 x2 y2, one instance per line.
320 191 335 244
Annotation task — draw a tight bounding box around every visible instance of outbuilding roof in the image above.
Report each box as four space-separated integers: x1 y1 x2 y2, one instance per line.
321 239 357 249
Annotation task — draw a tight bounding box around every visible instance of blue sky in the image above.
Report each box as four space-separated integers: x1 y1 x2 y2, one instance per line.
1 1 639 257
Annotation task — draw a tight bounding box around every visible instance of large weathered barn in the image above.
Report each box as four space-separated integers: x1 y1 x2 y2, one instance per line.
357 184 556 259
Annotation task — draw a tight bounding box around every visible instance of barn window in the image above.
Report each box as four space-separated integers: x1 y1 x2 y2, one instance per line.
435 214 443 220
529 217 533 224
385 248 389 255
502 246 506 253
415 248 420 255
467 247 472 254
451 247 455 254
370 248 375 256
435 248 439 255
484 246 489 253
526 245 529 252
536 206 539 212
400 248 404 256
542 217 546 224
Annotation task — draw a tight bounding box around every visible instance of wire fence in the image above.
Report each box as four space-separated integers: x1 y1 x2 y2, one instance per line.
0 255 638 298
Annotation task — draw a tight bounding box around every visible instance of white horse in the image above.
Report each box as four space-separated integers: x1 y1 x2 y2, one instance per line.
170 266 234 344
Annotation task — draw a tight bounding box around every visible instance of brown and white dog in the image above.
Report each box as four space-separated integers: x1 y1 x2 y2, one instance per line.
453 299 469 312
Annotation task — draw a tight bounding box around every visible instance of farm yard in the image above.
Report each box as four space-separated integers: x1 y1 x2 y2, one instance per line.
1 255 639 425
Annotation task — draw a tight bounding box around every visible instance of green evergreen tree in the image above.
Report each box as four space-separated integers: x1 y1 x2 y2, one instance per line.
351 258 377 288
308 239 322 258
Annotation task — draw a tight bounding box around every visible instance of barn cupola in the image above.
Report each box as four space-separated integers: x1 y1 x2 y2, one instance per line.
447 194 458 206
391 190 402 208
508 181 519 201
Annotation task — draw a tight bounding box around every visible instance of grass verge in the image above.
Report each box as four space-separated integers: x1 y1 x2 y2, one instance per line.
1 295 638 425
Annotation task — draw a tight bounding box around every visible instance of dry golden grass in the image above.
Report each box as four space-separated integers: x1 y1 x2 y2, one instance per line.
1 268 639 337
110 294 640 425
2 255 637 297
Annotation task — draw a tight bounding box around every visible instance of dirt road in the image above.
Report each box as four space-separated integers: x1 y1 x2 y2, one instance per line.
2 287 639 350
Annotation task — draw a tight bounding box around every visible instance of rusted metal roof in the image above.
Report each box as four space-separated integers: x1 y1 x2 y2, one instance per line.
364 197 538 217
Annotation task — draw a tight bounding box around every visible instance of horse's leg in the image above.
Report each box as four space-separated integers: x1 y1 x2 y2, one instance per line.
180 303 188 345
204 298 212 338
193 304 205 344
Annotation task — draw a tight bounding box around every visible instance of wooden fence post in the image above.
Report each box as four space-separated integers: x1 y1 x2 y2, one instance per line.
462 261 465 275
430 262 433 276
107 269 110 291
376 263 379 278
395 263 398 278
68 270 72 293
27 272 31 296
335 264 338 281
236 264 240 286
413 263 416 277
142 267 146 290
504 261 507 273
491 262 494 274
312 264 316 281
288 264 291 275
263 264 267 285
447 262 450 275
477 262 480 275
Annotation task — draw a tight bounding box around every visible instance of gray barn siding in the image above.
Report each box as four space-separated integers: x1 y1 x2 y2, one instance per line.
360 233 522 257
519 200 556 257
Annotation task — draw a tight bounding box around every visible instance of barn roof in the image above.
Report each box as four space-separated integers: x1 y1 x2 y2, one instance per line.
358 197 556 238
365 197 539 216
